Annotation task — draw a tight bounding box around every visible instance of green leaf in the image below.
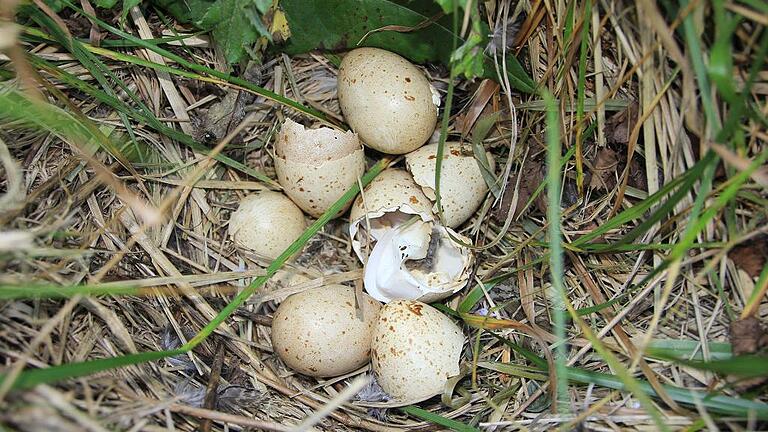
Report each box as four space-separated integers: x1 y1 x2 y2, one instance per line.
198 0 261 63
279 0 535 93
254 0 271 14
150 0 216 23
93 0 119 8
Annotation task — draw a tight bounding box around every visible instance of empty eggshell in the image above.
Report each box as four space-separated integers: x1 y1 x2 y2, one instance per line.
405 142 494 228
349 169 473 303
271 285 381 377
338 47 439 154
275 119 366 218
228 191 307 259
371 300 464 403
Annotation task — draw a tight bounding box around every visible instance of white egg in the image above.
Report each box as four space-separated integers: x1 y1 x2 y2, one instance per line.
349 169 473 303
228 191 306 259
271 285 381 377
371 300 464 403
405 142 494 228
275 119 366 218
338 48 439 154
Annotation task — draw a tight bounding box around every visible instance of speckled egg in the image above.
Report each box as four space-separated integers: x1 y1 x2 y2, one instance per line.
371 300 464 403
405 142 494 228
338 48 440 154
228 191 307 259
275 119 366 218
271 285 381 377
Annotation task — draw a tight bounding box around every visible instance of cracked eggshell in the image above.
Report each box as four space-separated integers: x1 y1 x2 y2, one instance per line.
371 300 464 403
349 169 433 260
275 119 366 218
228 191 307 259
363 222 473 303
338 47 439 154
271 285 381 377
406 143 494 228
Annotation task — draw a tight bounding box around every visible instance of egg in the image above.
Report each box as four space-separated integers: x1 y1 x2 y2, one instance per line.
228 191 307 259
348 169 473 303
371 300 464 403
405 142 494 228
275 119 366 218
271 285 381 377
338 48 440 154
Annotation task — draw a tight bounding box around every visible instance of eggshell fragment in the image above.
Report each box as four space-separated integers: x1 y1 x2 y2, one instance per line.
371 300 464 403
363 222 473 303
349 169 473 303
271 285 381 377
338 47 439 154
405 142 494 228
228 191 307 259
275 119 366 218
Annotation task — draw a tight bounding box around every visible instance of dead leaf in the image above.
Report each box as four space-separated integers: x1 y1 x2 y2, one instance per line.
193 63 261 144
590 147 620 190
458 80 499 136
729 234 768 278
730 316 768 356
492 156 546 222
606 103 639 145
729 316 768 389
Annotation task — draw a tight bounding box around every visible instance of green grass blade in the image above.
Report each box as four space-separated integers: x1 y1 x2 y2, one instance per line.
652 354 768 378
401 406 482 432
566 366 768 418
543 90 569 411
2 350 184 390
645 339 733 361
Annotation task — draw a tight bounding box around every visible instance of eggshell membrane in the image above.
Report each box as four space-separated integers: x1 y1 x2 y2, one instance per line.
349 169 433 261
271 285 381 377
338 48 439 154
228 191 307 259
371 300 464 403
406 143 494 228
275 119 366 218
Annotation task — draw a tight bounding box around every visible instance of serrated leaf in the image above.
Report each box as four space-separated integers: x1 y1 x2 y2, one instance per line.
198 0 261 63
279 0 535 93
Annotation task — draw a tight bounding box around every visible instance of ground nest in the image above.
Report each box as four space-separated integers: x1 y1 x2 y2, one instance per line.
1 1 767 431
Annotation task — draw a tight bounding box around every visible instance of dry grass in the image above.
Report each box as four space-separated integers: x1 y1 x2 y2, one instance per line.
1 0 767 431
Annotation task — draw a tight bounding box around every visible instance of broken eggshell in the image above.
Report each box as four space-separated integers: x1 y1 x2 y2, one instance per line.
349 169 473 303
338 47 440 154
228 191 307 259
271 284 381 377
371 300 464 403
275 118 366 218
406 142 494 228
